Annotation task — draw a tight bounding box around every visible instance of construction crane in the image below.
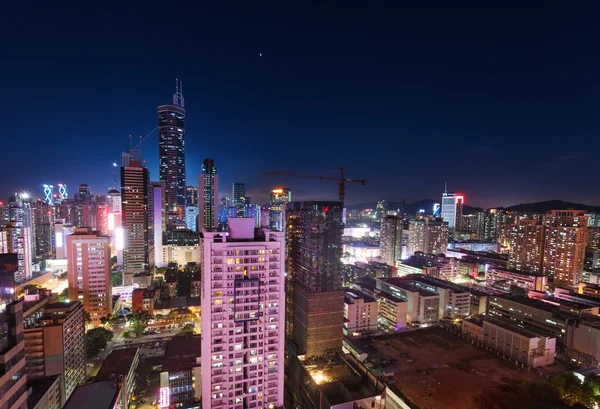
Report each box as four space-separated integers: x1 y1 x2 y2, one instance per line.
263 168 366 202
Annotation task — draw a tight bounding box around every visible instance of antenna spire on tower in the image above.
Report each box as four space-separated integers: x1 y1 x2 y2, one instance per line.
173 78 185 109
444 182 447 194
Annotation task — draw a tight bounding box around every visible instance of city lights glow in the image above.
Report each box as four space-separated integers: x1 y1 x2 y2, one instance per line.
55 232 63 248
115 227 124 250
108 213 115 231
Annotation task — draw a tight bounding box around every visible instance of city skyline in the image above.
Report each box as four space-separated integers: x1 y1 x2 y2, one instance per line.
2 3 600 207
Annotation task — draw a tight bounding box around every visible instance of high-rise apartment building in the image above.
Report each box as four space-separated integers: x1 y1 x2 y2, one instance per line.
508 220 545 274
200 218 285 409
269 188 291 231
0 222 32 283
121 158 151 284
158 80 186 227
32 200 53 257
286 201 345 357
441 192 464 231
0 299 28 409
8 198 36 261
380 215 403 267
66 228 112 325
107 189 122 213
199 159 219 231
232 183 246 217
186 186 198 207
407 217 448 256
23 301 86 404
543 210 587 286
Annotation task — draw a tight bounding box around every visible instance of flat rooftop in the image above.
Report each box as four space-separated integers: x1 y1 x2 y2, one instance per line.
384 278 438 297
493 295 561 314
96 347 139 382
362 327 569 409
488 267 545 277
162 334 201 372
64 382 120 409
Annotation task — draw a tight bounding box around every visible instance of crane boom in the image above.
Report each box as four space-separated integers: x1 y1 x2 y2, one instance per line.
263 168 366 202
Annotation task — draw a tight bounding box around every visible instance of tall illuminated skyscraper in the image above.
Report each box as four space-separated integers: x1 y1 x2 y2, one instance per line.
121 153 151 285
201 218 285 409
380 215 403 266
441 191 464 231
232 183 246 217
269 188 291 231
158 79 186 227
198 159 219 231
0 222 32 282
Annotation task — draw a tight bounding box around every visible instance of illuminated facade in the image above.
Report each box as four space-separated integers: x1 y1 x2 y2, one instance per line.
441 192 464 230
186 185 198 206
543 210 587 286
232 183 246 217
199 159 219 231
508 220 545 274
1 222 32 282
201 218 285 409
107 188 121 213
0 299 28 409
151 181 165 268
66 228 112 326
269 188 291 231
158 79 186 227
407 217 448 256
43 184 54 205
380 215 403 267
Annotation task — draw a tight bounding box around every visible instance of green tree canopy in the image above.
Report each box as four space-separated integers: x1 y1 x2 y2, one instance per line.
86 327 114 358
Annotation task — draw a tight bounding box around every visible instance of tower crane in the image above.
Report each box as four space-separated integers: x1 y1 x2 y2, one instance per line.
263 168 366 202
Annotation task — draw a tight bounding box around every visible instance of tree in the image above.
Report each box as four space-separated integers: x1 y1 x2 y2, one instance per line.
100 316 109 325
132 322 147 337
23 284 41 294
122 331 130 339
181 323 195 333
112 271 123 287
86 327 114 358
58 288 69 302
131 311 152 324
84 312 92 324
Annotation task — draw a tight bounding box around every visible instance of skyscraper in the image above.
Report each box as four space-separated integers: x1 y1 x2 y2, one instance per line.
441 192 464 231
32 199 53 257
508 220 545 274
269 188 291 231
107 189 122 213
185 186 198 207
151 181 165 268
231 183 246 217
286 201 344 356
0 222 32 282
543 210 587 286
380 215 403 266
158 79 186 227
198 159 219 231
0 298 28 409
121 156 151 285
66 227 112 325
201 218 285 409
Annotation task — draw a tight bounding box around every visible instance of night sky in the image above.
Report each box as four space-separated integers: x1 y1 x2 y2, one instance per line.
2 2 599 208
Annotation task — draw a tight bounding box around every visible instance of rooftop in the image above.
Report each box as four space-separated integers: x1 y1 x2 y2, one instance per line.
493 295 561 314
96 347 139 382
162 334 201 372
487 267 545 277
63 382 120 409
383 278 438 297
345 290 377 304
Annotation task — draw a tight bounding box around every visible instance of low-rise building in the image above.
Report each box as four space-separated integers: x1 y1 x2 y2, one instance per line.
95 348 139 409
353 277 407 331
344 291 378 336
160 334 202 407
63 382 121 409
132 286 159 315
485 267 546 292
377 278 440 324
462 317 556 367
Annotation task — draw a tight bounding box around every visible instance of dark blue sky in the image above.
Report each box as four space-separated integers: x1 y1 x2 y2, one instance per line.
1 1 599 208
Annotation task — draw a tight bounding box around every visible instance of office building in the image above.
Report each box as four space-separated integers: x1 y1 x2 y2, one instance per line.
231 183 246 217
151 181 165 268
269 188 291 231
121 157 151 284
0 222 32 282
199 159 219 231
66 228 112 325
186 186 198 206
201 218 285 409
185 206 199 231
0 299 28 409
407 217 448 256
96 348 140 409
543 210 587 286
23 301 86 403
343 291 378 336
31 199 53 257
441 192 464 231
160 334 201 408
508 220 545 274
107 189 122 213
380 215 402 267
287 201 344 356
158 79 186 227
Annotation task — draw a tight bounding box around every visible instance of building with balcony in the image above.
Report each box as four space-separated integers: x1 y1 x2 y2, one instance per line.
344 291 378 336
201 218 285 409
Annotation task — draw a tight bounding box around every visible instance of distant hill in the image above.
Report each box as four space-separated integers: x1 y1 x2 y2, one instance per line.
500 200 600 213
347 199 599 214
